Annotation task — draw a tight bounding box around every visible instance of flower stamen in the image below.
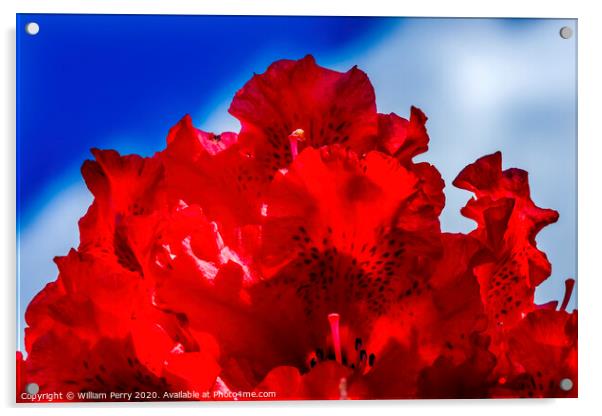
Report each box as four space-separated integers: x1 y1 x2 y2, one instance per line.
338 377 348 400
328 313 342 364
288 129 305 160
560 278 575 312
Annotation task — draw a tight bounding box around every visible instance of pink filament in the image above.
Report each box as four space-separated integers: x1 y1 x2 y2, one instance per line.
328 313 342 364
288 129 305 160
560 278 575 312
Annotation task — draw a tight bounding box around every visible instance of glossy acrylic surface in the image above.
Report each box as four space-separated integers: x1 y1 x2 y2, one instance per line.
17 14 577 402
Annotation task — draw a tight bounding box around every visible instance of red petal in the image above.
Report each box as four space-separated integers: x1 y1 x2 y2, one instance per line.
493 309 577 398
419 233 488 363
377 106 429 164
349 339 425 399
253 366 302 399
453 152 559 327
256 362 351 400
16 352 26 402
79 148 167 273
229 55 378 178
261 146 441 270
23 239 219 398
417 333 496 399
23 329 219 400
161 115 264 242
166 114 238 155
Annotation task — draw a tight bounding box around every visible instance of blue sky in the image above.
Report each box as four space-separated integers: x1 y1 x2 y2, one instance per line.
16 15 577 348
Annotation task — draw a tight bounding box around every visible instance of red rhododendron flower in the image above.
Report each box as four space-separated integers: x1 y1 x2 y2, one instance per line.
453 151 560 328
18 55 576 402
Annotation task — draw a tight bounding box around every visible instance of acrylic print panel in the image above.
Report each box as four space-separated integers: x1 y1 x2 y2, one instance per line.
16 14 577 402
